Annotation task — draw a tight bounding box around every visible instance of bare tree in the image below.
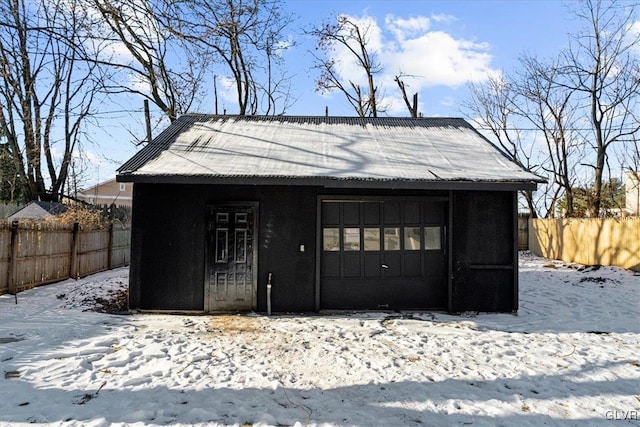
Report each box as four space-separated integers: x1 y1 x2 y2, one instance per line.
0 0 104 202
463 1 639 218
465 74 540 217
394 74 418 118
87 0 209 123
560 0 640 217
515 55 583 218
257 31 297 115
309 15 383 117
164 0 294 116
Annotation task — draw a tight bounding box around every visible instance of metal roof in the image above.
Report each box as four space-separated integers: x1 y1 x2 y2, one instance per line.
117 115 544 188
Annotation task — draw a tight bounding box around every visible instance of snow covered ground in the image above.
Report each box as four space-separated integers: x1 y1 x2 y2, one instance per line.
0 252 638 427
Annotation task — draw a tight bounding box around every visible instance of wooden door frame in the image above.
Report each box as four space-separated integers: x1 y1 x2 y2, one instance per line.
204 201 259 313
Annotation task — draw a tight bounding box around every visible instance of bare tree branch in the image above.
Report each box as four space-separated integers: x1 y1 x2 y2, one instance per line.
558 0 639 216
464 74 541 217
87 0 208 122
0 0 105 202
308 15 383 117
160 0 294 116
394 73 419 118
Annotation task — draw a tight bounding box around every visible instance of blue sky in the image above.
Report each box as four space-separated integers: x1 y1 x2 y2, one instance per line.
280 0 581 117
89 1 591 186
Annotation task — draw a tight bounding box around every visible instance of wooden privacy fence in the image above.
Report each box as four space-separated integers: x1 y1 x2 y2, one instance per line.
529 217 640 272
0 221 131 295
517 214 530 250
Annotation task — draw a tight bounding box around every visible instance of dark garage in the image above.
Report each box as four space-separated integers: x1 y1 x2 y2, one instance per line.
117 115 543 314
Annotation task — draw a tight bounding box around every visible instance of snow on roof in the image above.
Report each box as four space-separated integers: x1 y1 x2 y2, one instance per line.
117 115 544 185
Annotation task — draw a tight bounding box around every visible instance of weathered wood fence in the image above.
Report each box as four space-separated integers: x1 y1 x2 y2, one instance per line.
529 217 640 272
517 214 530 250
0 221 130 295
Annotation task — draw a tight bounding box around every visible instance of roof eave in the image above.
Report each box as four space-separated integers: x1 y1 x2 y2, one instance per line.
116 173 541 191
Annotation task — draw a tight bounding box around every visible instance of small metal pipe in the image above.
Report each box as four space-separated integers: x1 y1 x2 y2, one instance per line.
267 272 272 316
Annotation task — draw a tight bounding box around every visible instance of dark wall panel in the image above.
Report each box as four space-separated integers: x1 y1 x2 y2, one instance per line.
128 184 145 309
131 183 206 310
129 184 318 312
256 187 317 312
129 184 516 314
451 191 517 313
455 270 514 312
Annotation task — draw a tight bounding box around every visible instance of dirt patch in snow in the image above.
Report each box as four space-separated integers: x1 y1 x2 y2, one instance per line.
92 288 129 313
59 287 128 314
208 315 265 335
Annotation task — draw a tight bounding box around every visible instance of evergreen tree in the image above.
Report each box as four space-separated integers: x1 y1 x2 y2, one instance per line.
0 143 23 202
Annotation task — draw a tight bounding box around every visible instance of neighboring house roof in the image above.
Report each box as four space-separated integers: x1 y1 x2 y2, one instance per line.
7 201 68 221
117 115 545 189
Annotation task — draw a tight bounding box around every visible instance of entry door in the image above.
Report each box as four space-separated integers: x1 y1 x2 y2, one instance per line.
205 205 257 312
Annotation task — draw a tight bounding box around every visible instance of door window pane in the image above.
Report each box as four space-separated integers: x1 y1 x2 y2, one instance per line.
323 228 340 251
216 229 228 262
343 228 361 251
235 229 247 263
404 227 421 250
424 226 441 250
384 228 400 251
363 228 380 251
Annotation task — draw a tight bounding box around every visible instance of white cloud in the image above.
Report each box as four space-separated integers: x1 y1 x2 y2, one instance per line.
430 13 457 24
327 13 499 114
83 0 165 70
127 72 153 96
386 30 494 87
103 41 136 64
385 15 431 42
212 75 244 114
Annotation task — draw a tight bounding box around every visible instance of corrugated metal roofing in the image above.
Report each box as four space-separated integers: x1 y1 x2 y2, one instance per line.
117 115 544 185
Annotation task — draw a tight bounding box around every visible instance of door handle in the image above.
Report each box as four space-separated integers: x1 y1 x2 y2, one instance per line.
381 264 389 269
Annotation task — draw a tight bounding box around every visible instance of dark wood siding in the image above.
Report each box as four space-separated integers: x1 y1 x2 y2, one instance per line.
130 184 207 310
451 191 517 312
128 184 519 314
256 187 317 312
129 184 318 311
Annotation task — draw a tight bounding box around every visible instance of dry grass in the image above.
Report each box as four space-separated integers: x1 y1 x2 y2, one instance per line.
46 206 109 229
2 205 110 230
208 315 265 335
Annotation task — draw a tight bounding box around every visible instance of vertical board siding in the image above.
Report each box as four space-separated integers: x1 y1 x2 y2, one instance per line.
12 224 73 292
517 215 529 250
78 229 109 277
529 217 640 272
0 228 10 292
0 222 131 294
111 226 132 267
451 191 517 313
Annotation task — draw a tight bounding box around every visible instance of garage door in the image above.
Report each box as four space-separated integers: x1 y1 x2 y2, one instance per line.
320 199 447 310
